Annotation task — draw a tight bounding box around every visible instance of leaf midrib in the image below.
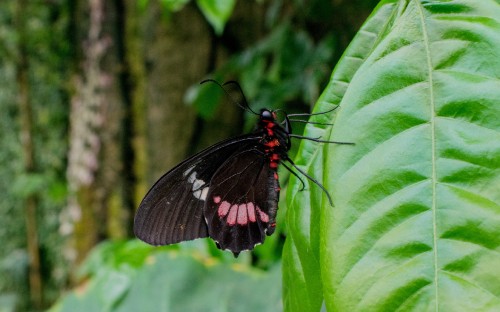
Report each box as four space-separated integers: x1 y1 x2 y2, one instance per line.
416 1 439 311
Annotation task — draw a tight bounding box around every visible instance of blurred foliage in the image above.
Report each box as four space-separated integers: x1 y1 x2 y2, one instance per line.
196 0 236 35
139 0 235 34
188 21 338 131
0 0 70 310
49 240 281 312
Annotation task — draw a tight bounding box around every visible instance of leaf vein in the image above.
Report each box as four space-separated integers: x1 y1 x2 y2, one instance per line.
341 179 429 234
352 251 433 310
339 201 431 286
438 182 500 210
440 237 500 255
436 68 500 82
442 270 500 302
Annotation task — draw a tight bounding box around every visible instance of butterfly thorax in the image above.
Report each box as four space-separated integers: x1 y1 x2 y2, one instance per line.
257 109 290 170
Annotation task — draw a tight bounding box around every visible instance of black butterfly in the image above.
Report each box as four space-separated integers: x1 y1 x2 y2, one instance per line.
134 80 350 256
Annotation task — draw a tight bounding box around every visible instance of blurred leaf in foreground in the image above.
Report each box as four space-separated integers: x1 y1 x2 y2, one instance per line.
50 240 281 312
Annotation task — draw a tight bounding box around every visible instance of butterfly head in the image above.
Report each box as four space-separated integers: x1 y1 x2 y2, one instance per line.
259 108 276 121
258 109 292 151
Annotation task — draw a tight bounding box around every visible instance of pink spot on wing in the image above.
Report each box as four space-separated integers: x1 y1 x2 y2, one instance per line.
256 207 269 223
218 201 231 217
247 202 256 222
213 196 221 204
219 202 265 226
237 204 248 225
227 205 238 225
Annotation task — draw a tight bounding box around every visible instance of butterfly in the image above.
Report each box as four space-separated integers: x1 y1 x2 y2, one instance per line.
134 80 351 257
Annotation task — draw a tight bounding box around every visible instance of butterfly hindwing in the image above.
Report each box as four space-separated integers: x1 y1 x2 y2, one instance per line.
204 147 280 254
134 135 260 246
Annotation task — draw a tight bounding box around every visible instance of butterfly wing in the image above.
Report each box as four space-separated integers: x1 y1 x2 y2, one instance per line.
134 135 260 246
204 147 280 255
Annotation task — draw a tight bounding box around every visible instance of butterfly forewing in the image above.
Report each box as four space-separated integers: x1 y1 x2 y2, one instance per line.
135 177 207 245
204 147 279 254
134 135 260 246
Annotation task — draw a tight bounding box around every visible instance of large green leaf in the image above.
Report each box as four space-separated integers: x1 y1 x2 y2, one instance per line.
286 0 500 311
283 1 402 311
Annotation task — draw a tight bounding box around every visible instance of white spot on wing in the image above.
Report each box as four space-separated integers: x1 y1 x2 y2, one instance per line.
192 178 204 190
183 166 195 177
186 170 208 201
193 186 209 201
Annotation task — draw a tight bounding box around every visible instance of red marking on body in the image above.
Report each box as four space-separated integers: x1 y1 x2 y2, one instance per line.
276 187 281 192
227 204 238 225
237 204 248 225
247 202 256 222
256 207 269 223
265 122 275 135
218 201 231 217
270 223 276 227
265 139 279 148
213 196 221 204
269 155 279 168
274 172 278 180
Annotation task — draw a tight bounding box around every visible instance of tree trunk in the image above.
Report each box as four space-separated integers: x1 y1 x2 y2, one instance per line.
123 0 148 212
144 1 211 182
15 0 43 308
65 0 113 267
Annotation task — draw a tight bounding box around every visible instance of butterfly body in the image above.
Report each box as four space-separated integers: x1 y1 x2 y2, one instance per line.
134 108 290 256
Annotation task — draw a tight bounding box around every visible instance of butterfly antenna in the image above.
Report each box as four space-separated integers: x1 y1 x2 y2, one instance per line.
288 119 333 126
222 81 259 115
286 105 339 118
276 109 328 127
289 134 354 145
200 79 258 115
284 156 333 206
200 78 221 86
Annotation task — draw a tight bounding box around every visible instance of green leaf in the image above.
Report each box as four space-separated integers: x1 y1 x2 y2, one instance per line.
50 240 282 312
116 254 281 312
196 0 236 35
160 0 190 12
286 0 500 311
283 1 399 311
